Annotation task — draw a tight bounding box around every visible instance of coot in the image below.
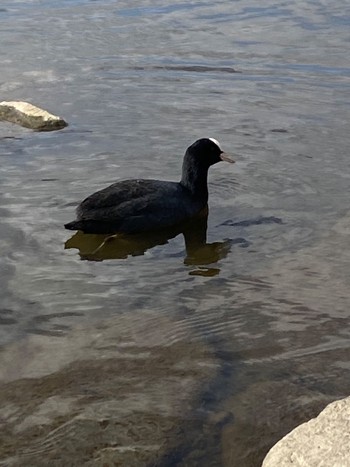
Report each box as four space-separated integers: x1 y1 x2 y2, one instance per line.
64 138 234 234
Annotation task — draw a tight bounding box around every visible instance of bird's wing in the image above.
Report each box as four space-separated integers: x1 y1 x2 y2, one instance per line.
76 183 200 233
78 179 167 212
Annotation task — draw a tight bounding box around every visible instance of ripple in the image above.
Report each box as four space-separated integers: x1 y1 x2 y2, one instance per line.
133 64 239 74
0 0 350 465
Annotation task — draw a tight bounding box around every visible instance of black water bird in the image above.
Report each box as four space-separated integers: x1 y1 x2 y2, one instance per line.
64 138 234 234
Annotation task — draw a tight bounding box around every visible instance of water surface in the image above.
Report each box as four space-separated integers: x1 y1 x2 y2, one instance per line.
0 1 350 465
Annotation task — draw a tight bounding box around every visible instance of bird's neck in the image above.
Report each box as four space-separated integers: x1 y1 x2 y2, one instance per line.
180 153 209 200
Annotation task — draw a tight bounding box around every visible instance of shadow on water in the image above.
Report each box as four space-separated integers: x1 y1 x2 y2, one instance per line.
64 210 247 275
64 213 280 276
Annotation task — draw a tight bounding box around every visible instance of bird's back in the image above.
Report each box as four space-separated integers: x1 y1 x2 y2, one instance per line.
65 179 205 234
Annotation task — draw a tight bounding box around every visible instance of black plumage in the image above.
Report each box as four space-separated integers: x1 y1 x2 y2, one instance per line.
64 138 234 234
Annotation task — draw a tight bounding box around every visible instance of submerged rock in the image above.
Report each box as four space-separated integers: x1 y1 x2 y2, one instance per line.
0 101 67 131
0 313 219 466
262 396 350 467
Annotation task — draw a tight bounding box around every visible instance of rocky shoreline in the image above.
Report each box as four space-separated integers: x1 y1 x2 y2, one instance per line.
262 397 350 466
0 101 67 131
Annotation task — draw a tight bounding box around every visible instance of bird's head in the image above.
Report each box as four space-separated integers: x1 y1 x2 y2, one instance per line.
186 138 234 167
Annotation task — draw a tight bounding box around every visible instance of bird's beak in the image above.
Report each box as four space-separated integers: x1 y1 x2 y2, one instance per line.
220 152 235 163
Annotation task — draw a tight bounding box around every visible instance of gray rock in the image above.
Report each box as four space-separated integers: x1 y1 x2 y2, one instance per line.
262 396 350 467
0 101 67 131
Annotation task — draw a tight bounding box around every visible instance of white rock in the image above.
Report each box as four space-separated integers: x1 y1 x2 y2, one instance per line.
262 396 350 467
0 100 67 131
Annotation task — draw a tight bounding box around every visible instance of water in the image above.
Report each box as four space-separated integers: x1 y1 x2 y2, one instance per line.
0 0 350 465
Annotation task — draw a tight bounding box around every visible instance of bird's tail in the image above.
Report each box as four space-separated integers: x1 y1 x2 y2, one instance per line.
64 220 84 231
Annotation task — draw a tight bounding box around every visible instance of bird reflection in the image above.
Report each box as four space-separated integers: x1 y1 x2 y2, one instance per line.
65 210 234 276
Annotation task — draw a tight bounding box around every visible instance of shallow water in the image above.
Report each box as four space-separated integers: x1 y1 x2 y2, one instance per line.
0 0 350 465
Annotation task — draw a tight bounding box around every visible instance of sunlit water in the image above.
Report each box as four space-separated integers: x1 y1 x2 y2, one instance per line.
0 1 350 465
